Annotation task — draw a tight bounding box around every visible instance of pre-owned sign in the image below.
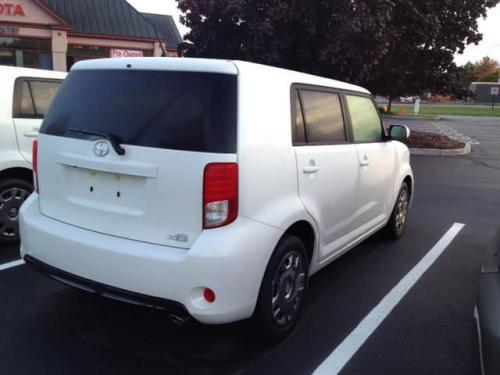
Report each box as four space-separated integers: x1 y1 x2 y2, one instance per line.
0 3 25 17
491 87 499 96
110 49 144 58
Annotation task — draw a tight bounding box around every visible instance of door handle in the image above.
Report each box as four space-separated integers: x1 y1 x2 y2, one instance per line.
303 165 320 173
24 128 39 138
360 156 370 167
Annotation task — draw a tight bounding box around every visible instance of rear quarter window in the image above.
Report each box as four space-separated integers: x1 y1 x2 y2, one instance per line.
41 70 237 154
13 78 62 119
296 89 346 144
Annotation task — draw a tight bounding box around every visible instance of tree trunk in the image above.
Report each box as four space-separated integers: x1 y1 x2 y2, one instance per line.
387 96 393 112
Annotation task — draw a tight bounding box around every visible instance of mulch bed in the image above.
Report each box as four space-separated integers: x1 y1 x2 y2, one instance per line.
402 130 465 150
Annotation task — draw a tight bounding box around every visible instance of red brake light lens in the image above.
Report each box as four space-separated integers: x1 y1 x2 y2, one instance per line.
33 139 39 193
203 163 238 229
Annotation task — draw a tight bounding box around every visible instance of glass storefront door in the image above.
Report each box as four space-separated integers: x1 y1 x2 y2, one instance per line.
67 45 109 70
0 38 52 69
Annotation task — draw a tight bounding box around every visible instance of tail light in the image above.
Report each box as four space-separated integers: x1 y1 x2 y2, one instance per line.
33 139 39 193
203 163 238 229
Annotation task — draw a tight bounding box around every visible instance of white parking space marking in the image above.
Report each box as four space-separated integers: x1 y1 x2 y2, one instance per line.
434 124 480 145
0 259 24 271
314 222 465 375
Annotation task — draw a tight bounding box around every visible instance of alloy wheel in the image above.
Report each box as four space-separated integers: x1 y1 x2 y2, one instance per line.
0 187 30 239
395 188 409 234
271 250 306 327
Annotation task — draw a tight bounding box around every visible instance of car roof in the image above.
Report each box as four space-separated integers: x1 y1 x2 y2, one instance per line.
72 57 370 94
0 65 67 80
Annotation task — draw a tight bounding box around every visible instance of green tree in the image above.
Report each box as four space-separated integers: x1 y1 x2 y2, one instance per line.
177 0 397 83
454 57 500 100
177 0 500 110
453 62 478 100
473 56 500 82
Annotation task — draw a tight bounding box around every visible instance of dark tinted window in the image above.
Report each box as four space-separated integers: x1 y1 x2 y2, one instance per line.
346 95 383 142
18 81 35 117
293 92 306 143
14 79 62 118
41 70 237 154
299 90 345 143
30 81 61 117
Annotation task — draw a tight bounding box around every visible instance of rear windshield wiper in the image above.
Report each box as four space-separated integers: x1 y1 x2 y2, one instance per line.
68 128 125 155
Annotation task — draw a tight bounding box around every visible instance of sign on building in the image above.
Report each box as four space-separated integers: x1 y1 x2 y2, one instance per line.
0 3 25 17
491 87 499 96
110 49 144 58
0 25 20 35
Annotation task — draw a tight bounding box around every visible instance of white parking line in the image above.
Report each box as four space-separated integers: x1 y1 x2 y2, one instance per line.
0 259 25 271
313 222 465 375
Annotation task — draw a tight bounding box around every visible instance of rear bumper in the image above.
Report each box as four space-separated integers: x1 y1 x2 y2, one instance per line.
20 193 282 324
24 254 190 323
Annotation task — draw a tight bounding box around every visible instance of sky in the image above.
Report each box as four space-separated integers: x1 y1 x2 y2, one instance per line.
126 0 189 36
127 0 500 66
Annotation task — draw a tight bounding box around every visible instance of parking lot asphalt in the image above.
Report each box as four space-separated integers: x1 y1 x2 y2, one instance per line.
1 115 500 375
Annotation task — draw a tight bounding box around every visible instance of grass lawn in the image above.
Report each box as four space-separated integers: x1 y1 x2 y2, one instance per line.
390 104 500 117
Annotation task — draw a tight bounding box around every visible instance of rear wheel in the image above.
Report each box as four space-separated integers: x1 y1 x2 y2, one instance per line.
249 235 309 342
385 182 410 239
0 178 33 246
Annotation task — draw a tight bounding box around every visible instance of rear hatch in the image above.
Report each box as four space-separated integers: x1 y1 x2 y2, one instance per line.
38 66 237 248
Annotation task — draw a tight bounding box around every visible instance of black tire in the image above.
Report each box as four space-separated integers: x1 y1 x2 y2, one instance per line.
385 182 410 240
249 235 309 342
0 177 33 246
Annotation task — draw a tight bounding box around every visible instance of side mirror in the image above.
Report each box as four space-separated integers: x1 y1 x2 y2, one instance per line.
389 124 410 141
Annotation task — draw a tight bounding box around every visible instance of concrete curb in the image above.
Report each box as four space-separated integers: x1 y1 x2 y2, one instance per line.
383 114 441 121
410 142 471 156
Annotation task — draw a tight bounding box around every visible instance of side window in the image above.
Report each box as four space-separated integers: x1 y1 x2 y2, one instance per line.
346 95 383 142
30 81 61 117
293 92 306 144
299 90 345 143
18 81 35 118
14 79 61 119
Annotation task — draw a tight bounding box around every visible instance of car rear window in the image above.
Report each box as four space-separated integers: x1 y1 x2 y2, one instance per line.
41 70 237 153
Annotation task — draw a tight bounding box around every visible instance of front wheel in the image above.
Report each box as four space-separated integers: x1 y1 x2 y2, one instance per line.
0 178 33 246
385 182 410 240
249 235 309 342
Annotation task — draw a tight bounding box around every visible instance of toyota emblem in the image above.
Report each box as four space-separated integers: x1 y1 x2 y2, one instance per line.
93 140 111 157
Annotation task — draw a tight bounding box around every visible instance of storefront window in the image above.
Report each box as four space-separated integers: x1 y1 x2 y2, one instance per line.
0 38 52 70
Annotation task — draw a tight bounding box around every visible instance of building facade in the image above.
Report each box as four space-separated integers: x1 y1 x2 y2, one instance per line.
0 0 182 72
470 82 500 103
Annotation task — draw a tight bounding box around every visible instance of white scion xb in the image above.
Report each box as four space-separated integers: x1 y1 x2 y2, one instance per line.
20 58 413 340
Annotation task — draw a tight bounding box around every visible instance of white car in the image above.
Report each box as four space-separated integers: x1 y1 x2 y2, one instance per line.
0 66 65 245
399 96 416 103
20 58 413 340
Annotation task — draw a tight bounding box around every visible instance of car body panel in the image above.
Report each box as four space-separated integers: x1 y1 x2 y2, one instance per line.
20 193 281 324
0 66 65 171
295 144 359 260
477 239 500 375
353 142 396 233
37 134 236 249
